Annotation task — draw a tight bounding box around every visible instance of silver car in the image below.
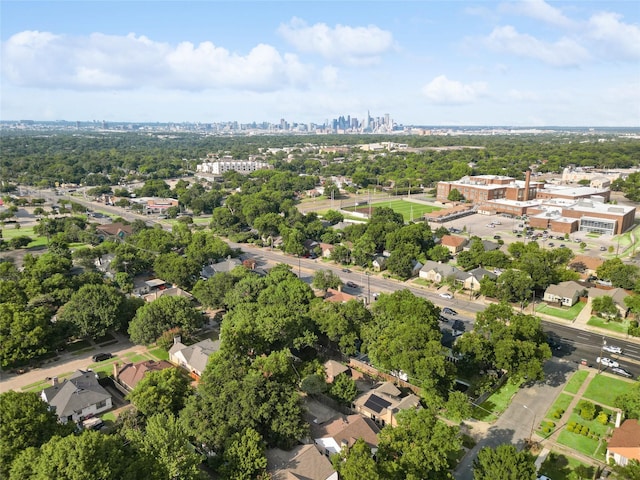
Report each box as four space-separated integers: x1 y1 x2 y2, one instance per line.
602 345 622 354
596 357 619 368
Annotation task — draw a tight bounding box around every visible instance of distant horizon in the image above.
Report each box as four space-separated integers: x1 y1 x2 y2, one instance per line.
2 1 639 126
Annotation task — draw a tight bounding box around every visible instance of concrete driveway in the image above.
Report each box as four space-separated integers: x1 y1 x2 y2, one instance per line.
454 358 576 480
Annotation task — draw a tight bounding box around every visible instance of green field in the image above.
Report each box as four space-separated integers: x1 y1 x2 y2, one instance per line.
366 199 442 222
536 302 585 320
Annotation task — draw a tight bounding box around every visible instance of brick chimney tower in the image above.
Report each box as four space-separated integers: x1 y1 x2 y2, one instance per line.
524 169 532 201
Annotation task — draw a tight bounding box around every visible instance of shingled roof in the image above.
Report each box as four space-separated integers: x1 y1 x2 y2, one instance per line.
41 370 111 419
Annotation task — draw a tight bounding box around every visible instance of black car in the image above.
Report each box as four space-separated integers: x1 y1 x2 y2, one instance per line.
443 307 457 316
346 281 358 288
92 353 113 362
341 268 351 273
439 315 450 323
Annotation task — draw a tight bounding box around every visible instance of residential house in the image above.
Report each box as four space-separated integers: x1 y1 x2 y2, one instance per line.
372 255 388 272
114 360 174 391
94 253 116 279
133 277 169 296
543 281 585 307
312 414 380 456
303 239 319 254
465 268 498 291
95 222 133 241
324 288 357 303
266 444 338 480
319 243 335 259
441 235 469 255
143 286 194 303
588 287 630 318
419 261 469 286
324 360 349 383
481 240 501 252
41 370 112 424
607 418 640 467
410 260 424 278
200 258 243 279
169 337 220 380
569 255 604 279
353 381 421 427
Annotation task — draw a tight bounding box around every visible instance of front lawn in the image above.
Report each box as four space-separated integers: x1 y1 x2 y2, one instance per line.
538 451 597 480
556 430 604 460
564 370 589 394
472 380 521 422
582 374 634 406
149 347 169 361
587 317 628 335
65 339 92 352
545 393 574 419
536 302 585 320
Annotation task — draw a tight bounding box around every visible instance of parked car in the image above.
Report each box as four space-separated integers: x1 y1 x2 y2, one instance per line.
346 281 358 288
600 246 607 251
548 242 555 247
341 268 351 273
611 367 633 378
493 235 501 240
439 315 449 323
596 357 619 368
92 353 113 362
439 293 453 299
443 307 458 315
603 345 622 354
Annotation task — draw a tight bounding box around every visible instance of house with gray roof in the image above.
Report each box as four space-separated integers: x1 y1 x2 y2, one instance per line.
200 258 242 279
353 381 421 428
41 370 112 424
169 337 220 380
543 281 586 306
589 287 630 317
266 444 338 480
419 261 470 285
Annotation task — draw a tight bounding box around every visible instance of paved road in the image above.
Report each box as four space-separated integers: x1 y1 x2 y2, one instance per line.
454 358 577 480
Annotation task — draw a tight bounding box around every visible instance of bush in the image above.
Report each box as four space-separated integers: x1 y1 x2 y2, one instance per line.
568 421 577 429
579 400 596 421
597 412 609 425
581 426 590 436
567 424 574 432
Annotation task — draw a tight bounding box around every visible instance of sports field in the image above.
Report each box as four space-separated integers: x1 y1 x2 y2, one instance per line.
351 199 441 221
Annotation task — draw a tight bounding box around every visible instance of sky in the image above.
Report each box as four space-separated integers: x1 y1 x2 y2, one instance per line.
1 1 639 126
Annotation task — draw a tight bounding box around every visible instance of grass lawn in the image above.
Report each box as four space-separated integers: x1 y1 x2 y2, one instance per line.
587 317 629 335
472 380 521 422
582 374 634 406
368 199 441 222
567 408 614 437
546 393 574 419
538 451 597 480
66 339 92 352
1 226 37 239
149 347 169 361
536 302 585 321
557 430 604 460
564 370 590 394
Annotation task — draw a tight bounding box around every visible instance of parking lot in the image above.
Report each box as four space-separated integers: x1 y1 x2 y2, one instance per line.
441 212 616 255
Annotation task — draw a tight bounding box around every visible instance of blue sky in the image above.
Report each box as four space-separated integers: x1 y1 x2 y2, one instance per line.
2 1 639 126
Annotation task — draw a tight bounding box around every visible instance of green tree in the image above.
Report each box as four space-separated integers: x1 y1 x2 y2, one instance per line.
0 391 72 477
0 303 55 368
128 296 204 345
591 295 619 319
57 284 133 339
444 390 473 422
473 444 536 480
312 269 343 290
615 383 640 419
495 269 534 308
220 428 267 480
329 372 358 404
377 408 461 480
612 459 640 480
127 368 192 417
386 244 418 279
192 273 237 309
428 244 450 262
333 438 381 480
323 209 344 225
153 252 199 289
597 258 639 290
309 299 371 356
447 188 464 202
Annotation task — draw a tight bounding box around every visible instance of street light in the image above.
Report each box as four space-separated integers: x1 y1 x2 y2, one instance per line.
523 405 537 445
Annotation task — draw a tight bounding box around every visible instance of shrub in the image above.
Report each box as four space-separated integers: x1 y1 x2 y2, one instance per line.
567 424 574 432
579 400 596 421
581 426 590 436
568 421 577 429
597 412 609 425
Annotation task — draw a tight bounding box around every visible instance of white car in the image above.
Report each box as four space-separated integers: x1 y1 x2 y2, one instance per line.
603 345 622 354
596 357 619 368
611 367 633 378
439 293 453 299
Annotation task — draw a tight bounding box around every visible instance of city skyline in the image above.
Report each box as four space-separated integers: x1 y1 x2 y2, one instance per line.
1 1 639 127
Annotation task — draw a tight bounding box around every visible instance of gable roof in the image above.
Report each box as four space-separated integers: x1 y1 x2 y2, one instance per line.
266 444 336 480
312 414 381 454
324 360 348 380
468 267 498 281
95 222 133 237
420 261 470 281
169 338 220 374
41 370 111 418
544 280 584 298
324 288 357 303
354 382 421 419
608 419 640 462
589 287 630 307
441 235 468 247
143 286 193 303
116 360 173 390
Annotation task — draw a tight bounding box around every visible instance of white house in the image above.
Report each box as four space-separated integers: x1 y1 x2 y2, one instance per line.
168 337 220 380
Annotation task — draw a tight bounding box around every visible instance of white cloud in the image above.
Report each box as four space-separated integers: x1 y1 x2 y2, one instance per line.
485 26 590 66
506 89 539 101
1 31 311 91
422 75 488 104
278 17 394 66
587 12 640 60
499 0 574 28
